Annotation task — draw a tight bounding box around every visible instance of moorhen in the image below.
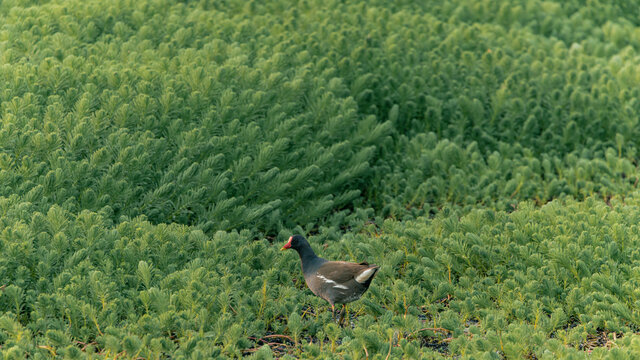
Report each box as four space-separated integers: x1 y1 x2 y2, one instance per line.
281 235 379 324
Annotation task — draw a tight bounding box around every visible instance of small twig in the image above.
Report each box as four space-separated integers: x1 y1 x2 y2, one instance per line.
363 344 369 359
384 335 393 360
261 334 294 342
263 342 291 347
301 307 312 318
74 341 98 351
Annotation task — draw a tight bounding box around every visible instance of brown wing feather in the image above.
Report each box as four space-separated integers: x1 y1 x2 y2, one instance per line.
316 261 376 284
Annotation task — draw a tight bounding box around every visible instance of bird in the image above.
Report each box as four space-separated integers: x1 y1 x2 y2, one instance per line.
281 234 379 325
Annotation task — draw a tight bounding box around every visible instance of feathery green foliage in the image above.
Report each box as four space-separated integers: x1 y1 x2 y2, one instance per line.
2 0 640 358
0 0 392 236
4 196 640 357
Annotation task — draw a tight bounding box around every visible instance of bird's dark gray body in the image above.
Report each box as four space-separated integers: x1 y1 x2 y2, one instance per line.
283 235 379 307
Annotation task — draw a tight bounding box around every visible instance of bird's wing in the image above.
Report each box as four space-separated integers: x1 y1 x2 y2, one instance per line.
315 261 376 284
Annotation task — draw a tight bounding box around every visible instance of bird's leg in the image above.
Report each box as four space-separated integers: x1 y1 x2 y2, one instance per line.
339 304 346 326
331 304 335 322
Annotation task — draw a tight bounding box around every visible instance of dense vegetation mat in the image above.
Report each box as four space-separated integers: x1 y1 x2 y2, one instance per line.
4 197 640 358
1 0 640 358
2 0 640 234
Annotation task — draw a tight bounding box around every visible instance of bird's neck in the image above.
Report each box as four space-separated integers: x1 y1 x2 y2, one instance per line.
296 245 320 271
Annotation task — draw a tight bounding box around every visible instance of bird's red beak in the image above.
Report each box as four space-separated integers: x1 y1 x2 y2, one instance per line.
280 236 293 251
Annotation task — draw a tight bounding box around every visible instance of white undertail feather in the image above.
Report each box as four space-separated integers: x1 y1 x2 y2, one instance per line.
355 267 377 283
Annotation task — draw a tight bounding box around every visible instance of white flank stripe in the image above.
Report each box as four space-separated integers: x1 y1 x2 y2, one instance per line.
317 274 349 289
317 274 337 285
355 268 376 283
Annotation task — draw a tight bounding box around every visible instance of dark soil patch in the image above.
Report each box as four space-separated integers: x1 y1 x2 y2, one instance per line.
578 331 622 352
420 335 449 355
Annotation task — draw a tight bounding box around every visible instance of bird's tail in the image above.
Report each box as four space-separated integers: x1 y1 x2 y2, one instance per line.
355 265 379 284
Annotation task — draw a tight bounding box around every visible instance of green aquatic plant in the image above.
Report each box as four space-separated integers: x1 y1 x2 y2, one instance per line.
1 0 640 358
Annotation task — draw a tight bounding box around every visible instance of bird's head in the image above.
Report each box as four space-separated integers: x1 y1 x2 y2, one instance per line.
280 234 308 251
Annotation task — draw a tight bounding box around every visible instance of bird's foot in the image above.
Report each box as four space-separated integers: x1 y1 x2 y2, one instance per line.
338 305 347 327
